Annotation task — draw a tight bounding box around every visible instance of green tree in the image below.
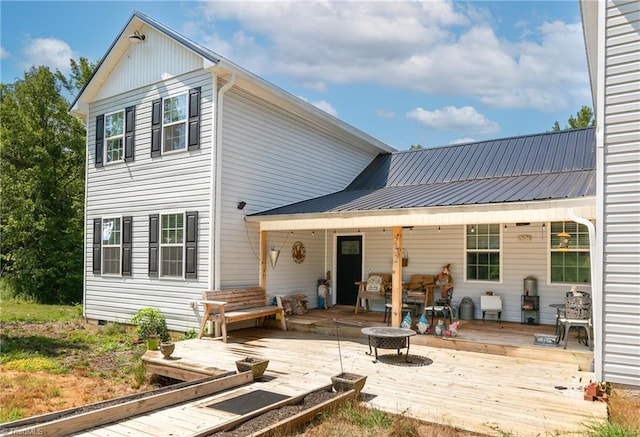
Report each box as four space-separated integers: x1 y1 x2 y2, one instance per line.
1 66 86 303
55 57 98 95
409 144 423 150
552 106 595 131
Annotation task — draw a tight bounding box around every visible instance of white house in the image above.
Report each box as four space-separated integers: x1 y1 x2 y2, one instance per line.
70 11 393 331
71 10 637 388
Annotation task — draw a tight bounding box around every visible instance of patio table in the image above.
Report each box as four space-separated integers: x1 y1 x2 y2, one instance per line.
361 327 416 362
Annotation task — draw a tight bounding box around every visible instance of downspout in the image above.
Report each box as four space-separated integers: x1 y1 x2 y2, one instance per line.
209 74 236 290
567 208 600 374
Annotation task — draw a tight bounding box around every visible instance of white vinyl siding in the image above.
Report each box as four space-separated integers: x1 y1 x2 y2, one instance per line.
94 25 203 101
600 1 640 387
84 70 212 332
217 87 382 287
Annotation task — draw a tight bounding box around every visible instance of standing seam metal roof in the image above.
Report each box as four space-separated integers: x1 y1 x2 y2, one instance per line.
253 127 595 217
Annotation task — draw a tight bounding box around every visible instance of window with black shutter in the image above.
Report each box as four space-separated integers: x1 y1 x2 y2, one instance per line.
93 218 102 274
188 87 201 150
95 115 104 168
151 87 201 156
185 211 198 279
124 106 135 162
122 216 133 276
148 214 159 277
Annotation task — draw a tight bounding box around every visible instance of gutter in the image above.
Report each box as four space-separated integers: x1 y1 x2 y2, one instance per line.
567 208 600 375
209 72 236 290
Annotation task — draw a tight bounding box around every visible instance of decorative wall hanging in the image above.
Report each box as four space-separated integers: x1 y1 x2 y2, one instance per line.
292 241 306 264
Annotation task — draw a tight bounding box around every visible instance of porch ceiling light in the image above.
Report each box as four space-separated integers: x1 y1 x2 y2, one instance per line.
557 231 571 251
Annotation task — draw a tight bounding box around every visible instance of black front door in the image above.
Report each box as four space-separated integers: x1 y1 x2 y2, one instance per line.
336 235 362 305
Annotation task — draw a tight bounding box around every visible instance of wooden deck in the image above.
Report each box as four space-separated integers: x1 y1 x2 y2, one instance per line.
285 305 595 370
136 313 606 437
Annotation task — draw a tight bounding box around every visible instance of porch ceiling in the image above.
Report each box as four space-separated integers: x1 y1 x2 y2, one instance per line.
248 197 595 231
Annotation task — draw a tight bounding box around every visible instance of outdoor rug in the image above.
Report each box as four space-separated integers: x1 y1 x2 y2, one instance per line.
206 390 289 415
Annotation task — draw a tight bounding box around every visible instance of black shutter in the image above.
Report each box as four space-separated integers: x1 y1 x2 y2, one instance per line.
148 214 159 277
151 99 162 157
93 218 102 274
124 106 135 162
95 115 104 168
122 216 133 276
185 211 198 279
188 87 201 151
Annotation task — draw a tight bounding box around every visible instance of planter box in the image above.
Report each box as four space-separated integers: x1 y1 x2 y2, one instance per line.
235 358 269 379
331 373 367 395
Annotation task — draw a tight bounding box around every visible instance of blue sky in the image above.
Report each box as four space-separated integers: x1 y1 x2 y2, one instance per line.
0 1 591 150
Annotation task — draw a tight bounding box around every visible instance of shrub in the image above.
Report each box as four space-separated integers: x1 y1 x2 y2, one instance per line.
130 307 170 342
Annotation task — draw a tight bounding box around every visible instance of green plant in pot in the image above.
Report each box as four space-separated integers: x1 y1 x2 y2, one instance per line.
131 307 170 350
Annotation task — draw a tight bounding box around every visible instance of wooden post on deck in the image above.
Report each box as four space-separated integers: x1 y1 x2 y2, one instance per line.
391 226 403 327
260 230 267 289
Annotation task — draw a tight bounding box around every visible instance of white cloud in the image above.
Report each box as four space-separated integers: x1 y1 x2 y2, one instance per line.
21 38 75 72
311 100 337 117
192 1 588 112
450 137 476 145
0 47 10 59
406 105 499 136
376 108 396 119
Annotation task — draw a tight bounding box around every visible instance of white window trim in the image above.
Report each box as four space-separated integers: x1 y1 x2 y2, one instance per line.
464 224 503 284
161 93 187 155
159 211 186 279
102 216 122 277
104 109 125 165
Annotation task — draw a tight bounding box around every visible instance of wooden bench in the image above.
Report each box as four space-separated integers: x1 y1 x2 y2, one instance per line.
197 287 287 343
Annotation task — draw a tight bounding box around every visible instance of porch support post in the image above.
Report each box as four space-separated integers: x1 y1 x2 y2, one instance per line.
260 230 267 289
391 226 403 327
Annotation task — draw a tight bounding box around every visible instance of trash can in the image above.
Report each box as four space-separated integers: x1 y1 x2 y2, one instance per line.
459 297 475 320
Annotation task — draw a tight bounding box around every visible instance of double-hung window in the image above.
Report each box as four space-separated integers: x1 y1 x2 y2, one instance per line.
161 213 184 277
92 217 132 276
148 211 198 279
550 221 590 284
94 106 135 167
150 87 201 157
102 218 121 275
466 224 501 281
104 111 124 163
162 94 187 153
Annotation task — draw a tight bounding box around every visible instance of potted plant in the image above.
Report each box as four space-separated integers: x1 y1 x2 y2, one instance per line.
235 356 270 378
330 321 367 395
131 307 170 351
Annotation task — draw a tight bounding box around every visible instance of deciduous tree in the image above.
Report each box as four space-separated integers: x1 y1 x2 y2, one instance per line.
1 66 86 303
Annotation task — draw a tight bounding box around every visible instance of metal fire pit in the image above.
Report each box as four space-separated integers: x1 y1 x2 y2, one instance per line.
361 327 416 363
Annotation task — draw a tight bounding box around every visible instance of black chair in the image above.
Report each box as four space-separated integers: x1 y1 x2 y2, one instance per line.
425 286 454 328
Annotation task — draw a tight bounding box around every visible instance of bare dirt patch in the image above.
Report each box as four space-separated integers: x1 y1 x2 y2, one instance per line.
1 320 153 420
